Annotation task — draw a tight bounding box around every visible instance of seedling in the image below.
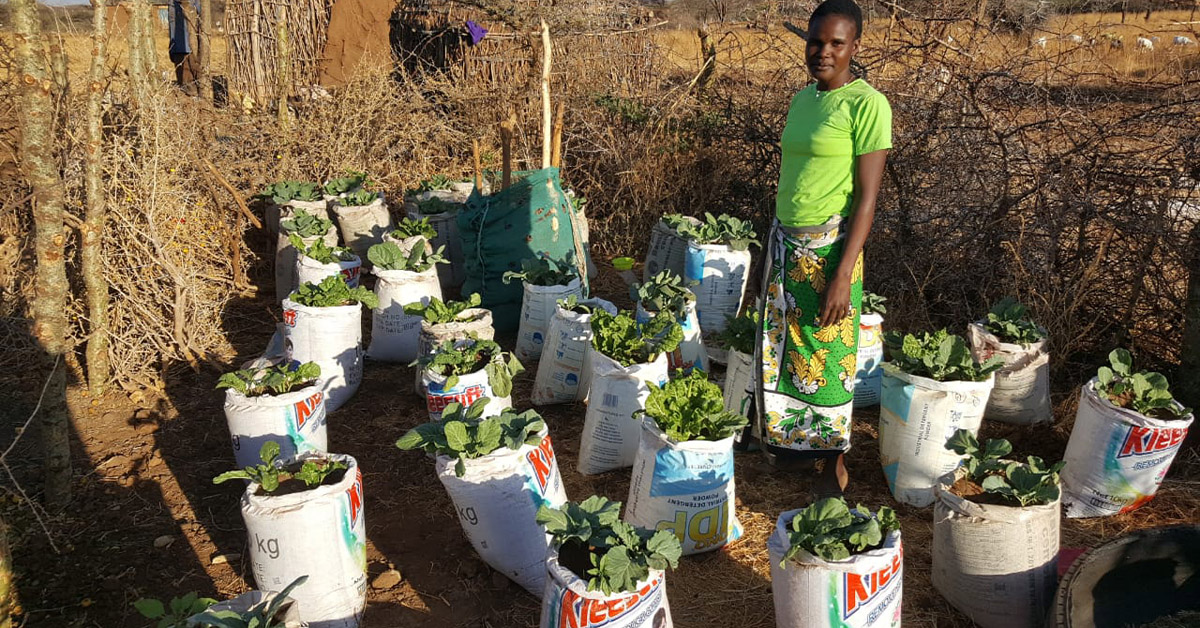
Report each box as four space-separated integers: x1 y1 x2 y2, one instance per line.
396 400 545 476
288 233 356 265
502 255 578 287
537 496 682 595
390 216 437 240
259 181 321 204
216 362 321 397
212 441 346 493
780 497 899 564
861 292 888 316
883 329 1003 382
323 171 370 196
339 189 379 207
367 242 447 274
983 298 1044 346
279 209 333 238
679 212 758 251
715 311 759 355
590 309 683 367
189 576 307 628
558 295 598 315
403 293 483 324
414 336 524 396
413 174 455 192
134 592 217 628
1095 349 1190 419
945 429 1064 507
289 275 379 309
637 370 747 441
633 270 696 320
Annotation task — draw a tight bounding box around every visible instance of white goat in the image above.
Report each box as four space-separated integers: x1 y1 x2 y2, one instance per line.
1034 36 1048 48
1175 35 1196 46
1066 33 1084 43
1136 36 1154 50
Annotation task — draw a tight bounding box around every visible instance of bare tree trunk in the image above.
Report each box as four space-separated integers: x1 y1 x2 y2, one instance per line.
84 0 110 395
12 0 73 509
0 518 15 628
141 0 157 81
1178 221 1200 407
128 0 147 101
199 0 213 102
276 11 291 131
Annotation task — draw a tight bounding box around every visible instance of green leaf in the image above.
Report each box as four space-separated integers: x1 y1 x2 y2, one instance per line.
134 598 165 619
945 429 979 456
444 422 470 452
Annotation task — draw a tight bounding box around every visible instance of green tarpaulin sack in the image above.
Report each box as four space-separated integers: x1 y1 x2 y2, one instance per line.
459 168 592 332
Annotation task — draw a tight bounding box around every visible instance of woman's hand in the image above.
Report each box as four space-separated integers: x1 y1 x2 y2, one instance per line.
818 273 853 328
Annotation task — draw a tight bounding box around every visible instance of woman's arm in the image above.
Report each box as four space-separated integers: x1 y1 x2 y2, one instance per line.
817 148 888 328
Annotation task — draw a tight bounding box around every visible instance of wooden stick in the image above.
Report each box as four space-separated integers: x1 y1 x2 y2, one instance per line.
201 158 263 229
551 100 565 169
540 19 552 170
500 114 514 190
472 138 483 191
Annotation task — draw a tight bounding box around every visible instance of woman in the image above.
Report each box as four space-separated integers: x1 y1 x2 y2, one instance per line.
753 0 891 497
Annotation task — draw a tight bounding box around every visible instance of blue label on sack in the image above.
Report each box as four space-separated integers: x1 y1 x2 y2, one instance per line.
649 447 733 497
684 245 707 284
880 374 914 424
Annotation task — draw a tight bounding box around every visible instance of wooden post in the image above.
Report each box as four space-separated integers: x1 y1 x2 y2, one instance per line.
500 113 514 190
472 138 483 191
11 0 73 509
84 0 110 394
540 20 552 170
551 101 565 169
276 8 291 132
1178 220 1200 407
128 0 147 101
199 0 213 102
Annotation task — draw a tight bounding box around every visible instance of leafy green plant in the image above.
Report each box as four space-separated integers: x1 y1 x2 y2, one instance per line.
416 197 457 215
189 576 307 628
216 362 321 397
638 370 747 441
983 298 1045 346
323 171 370 196
396 400 545 476
558 295 599 315
536 496 682 595
883 329 1003 382
134 592 218 628
259 181 321 204
289 275 379 309
945 429 1065 507
779 497 899 564
680 212 758 250
715 311 759 354
414 336 524 396
660 214 693 234
403 293 483 324
212 441 347 492
1095 349 1191 419
279 209 333 238
288 233 356 265
413 174 455 192
862 292 888 316
390 217 437 240
339 189 379 207
502 255 578 287
633 270 696 320
367 242 447 273
590 309 683 367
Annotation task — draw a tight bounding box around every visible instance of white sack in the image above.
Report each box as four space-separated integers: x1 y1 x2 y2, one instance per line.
578 350 669 475
422 366 510 422
878 364 995 507
406 192 465 287
768 508 903 628
932 468 1060 628
295 253 362 292
636 302 707 375
531 298 618 406
413 309 495 394
1061 379 1193 518
625 420 741 556
723 349 754 418
241 453 366 628
435 429 567 596
268 198 328 238
540 545 672 628
367 267 442 363
852 313 884 408
683 242 751 343
275 208 340 304
223 384 328 469
643 216 700 283
381 232 433 256
967 322 1052 425
516 278 586 364
282 300 363 412
332 194 392 263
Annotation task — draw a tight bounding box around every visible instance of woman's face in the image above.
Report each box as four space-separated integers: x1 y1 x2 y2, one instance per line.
806 15 859 86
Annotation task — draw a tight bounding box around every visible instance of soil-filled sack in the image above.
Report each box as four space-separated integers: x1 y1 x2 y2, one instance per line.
332 194 391 263
768 508 903 628
187 590 304 628
268 198 328 238
643 216 701 284
683 242 751 345
367 267 442 363
422 366 510 421
381 232 432 256
282 300 363 413
878 364 995 507
540 545 673 628
967 322 1052 425
853 313 885 408
413 309 495 394
1060 379 1193 518
435 429 567 596
275 214 339 304
531 298 618 406
578 351 669 475
635 302 707 375
241 454 366 628
931 468 1059 628
625 420 741 555
296 254 362 292
405 193 465 288
515 278 586 364
224 385 328 469
723 349 754 418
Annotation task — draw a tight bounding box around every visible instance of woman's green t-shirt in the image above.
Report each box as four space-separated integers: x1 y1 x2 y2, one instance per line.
776 78 893 228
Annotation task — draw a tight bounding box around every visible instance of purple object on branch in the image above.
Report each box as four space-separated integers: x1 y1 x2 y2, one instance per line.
466 20 488 46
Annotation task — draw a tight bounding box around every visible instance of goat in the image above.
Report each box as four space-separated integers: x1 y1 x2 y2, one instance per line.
1136 36 1154 50
1175 35 1196 46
